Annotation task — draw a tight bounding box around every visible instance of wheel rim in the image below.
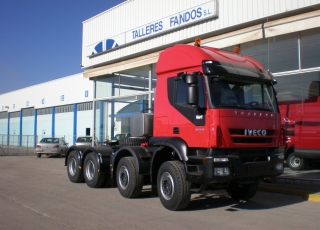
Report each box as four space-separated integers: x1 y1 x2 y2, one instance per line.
160 172 174 200
119 166 129 189
290 156 301 168
85 160 95 180
68 158 77 176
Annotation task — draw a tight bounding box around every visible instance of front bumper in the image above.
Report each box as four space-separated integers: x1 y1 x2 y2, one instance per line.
186 150 284 184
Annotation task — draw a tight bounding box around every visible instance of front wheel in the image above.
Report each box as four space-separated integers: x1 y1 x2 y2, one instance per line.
226 180 259 201
157 161 191 211
67 150 84 183
83 153 107 188
116 157 143 198
287 153 305 171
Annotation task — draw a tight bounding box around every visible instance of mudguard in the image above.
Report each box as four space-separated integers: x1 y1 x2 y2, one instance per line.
82 146 114 173
148 137 188 161
64 145 88 166
111 146 151 178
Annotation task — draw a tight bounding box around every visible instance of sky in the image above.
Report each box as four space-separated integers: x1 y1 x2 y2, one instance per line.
0 0 125 95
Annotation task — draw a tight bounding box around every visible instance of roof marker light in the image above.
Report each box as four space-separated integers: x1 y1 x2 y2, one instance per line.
233 45 240 54
194 38 201 47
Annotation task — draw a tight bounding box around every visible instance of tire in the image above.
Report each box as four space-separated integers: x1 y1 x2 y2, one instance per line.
58 150 63 158
83 153 107 188
116 157 143 198
157 161 191 211
37 154 41 158
287 153 305 171
226 180 259 201
118 137 146 146
67 150 84 183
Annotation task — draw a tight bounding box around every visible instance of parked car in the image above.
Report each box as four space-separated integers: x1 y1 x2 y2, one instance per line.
104 133 131 146
74 136 100 146
35 137 69 158
114 133 131 140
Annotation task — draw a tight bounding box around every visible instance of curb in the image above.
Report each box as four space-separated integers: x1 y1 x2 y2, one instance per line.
258 186 320 202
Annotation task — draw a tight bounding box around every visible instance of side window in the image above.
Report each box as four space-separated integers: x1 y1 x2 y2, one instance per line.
176 75 205 107
176 80 188 105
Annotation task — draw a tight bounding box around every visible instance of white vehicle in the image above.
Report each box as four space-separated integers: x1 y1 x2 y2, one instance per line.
35 137 68 158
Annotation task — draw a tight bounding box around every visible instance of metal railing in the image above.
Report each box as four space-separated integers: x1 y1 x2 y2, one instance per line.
0 134 106 156
0 135 38 156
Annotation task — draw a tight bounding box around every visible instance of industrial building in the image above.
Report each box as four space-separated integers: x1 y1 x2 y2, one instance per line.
1 0 320 154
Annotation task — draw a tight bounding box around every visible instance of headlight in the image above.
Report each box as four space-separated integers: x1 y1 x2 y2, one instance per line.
276 163 283 171
214 167 230 176
213 158 229 162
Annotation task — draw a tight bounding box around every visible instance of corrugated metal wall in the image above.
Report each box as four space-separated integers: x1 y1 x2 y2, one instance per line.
82 0 320 68
0 73 93 114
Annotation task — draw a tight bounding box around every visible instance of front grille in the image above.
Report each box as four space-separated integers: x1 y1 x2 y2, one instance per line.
229 129 274 144
233 138 272 143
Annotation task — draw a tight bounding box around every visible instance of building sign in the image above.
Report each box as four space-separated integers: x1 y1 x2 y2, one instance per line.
87 0 217 56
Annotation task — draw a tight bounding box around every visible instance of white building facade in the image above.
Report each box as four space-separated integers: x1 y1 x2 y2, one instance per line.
1 0 320 153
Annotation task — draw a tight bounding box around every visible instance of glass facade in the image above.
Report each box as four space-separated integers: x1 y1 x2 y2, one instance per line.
94 64 156 143
224 27 320 176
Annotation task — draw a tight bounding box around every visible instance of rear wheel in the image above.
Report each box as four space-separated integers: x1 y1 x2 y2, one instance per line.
116 157 143 198
37 154 41 158
157 161 191 211
287 153 305 171
83 153 107 188
58 150 63 158
226 180 259 201
67 150 84 183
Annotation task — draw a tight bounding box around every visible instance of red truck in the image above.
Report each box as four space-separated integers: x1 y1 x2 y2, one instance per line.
279 80 320 170
65 40 285 210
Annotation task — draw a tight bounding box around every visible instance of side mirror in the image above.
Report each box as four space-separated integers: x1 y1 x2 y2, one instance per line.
187 85 199 106
184 72 199 107
183 72 198 85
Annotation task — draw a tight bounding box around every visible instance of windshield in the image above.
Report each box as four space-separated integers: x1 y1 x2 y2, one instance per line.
207 76 278 112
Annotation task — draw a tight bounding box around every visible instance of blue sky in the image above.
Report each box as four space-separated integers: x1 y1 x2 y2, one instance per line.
0 0 125 95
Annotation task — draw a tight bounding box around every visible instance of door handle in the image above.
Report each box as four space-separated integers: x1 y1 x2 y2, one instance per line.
173 127 179 134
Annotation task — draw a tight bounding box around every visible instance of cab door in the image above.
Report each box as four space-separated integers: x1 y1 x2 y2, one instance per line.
171 73 209 147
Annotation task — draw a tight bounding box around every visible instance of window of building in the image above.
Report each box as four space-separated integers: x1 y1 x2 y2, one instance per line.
95 95 150 142
275 71 320 103
224 32 300 73
300 28 320 69
95 64 156 99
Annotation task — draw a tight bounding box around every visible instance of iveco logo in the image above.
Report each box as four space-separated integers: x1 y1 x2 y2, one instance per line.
244 129 267 136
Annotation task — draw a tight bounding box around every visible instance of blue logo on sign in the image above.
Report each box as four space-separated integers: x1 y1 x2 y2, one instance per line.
60 95 64 101
41 99 45 104
91 39 119 55
26 101 29 106
85 90 89 97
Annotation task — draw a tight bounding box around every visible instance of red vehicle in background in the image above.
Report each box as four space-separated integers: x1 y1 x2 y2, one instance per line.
278 80 320 170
